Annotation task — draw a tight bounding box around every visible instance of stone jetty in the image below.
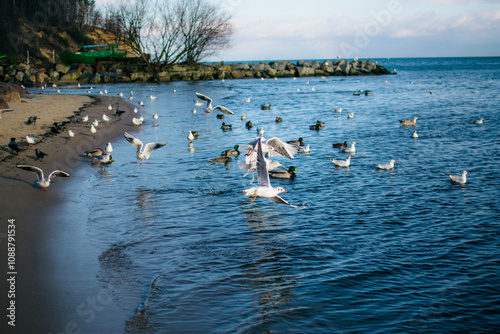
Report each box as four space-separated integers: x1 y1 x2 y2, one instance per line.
0 59 393 86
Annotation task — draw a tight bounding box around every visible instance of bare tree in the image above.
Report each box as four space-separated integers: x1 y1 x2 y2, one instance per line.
180 0 233 64
110 0 233 80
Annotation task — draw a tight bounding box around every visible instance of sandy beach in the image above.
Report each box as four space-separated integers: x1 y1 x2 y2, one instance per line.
0 93 137 333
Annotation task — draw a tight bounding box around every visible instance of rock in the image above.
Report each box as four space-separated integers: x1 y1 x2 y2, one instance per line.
23 74 35 85
78 72 94 83
5 67 16 77
202 72 215 80
89 73 101 84
17 63 30 71
230 70 244 79
15 71 25 82
232 63 250 71
49 70 60 81
0 96 10 109
169 65 187 72
60 70 81 81
55 63 70 74
276 70 294 77
296 66 315 77
267 68 277 77
0 82 21 102
101 72 117 83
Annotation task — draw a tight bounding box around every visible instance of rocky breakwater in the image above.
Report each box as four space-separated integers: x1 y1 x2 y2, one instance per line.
0 59 392 85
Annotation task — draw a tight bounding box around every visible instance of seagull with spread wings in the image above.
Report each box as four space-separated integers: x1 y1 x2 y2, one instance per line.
195 92 234 117
124 132 166 165
243 137 306 209
16 165 70 191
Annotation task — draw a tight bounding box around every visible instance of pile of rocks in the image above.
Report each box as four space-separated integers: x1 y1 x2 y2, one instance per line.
0 58 393 85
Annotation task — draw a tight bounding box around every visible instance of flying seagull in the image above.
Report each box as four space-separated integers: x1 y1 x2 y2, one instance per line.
16 165 70 191
123 132 166 165
195 92 234 117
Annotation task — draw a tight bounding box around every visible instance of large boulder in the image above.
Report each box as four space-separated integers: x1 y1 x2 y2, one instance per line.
0 96 10 109
60 70 82 81
266 68 277 77
0 82 21 102
78 72 94 83
296 66 315 77
232 63 250 71
49 70 60 81
17 63 30 71
15 71 25 82
55 63 70 74
230 70 244 79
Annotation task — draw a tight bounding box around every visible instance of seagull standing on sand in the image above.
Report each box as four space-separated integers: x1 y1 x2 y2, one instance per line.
446 171 468 184
123 132 166 165
375 159 396 170
243 137 305 209
25 135 37 147
68 130 75 138
16 165 70 191
102 114 112 122
195 92 234 117
108 105 113 111
90 124 97 138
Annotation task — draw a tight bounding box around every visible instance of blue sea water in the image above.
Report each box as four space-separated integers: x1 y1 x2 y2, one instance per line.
37 57 500 333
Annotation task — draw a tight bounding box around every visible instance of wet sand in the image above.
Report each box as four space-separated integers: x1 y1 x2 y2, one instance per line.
0 93 137 333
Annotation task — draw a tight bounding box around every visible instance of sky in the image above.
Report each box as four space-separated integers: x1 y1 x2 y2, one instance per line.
100 0 500 62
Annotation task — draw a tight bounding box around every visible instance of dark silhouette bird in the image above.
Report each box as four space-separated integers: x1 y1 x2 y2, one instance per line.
216 114 225 119
115 109 126 117
245 120 253 129
221 144 240 156
275 117 283 123
191 131 199 139
35 148 48 161
50 122 61 134
209 150 231 164
84 148 105 162
261 104 272 110
8 138 21 154
26 116 38 126
269 166 298 179
332 141 348 149
287 138 305 146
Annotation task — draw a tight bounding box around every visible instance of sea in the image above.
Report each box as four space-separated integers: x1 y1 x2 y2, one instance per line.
32 57 500 333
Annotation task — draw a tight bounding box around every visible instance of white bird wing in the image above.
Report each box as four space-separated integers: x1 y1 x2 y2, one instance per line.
195 92 212 106
256 138 271 187
16 165 44 180
269 195 307 209
265 137 297 159
143 142 166 159
48 170 70 180
124 132 144 153
213 105 234 115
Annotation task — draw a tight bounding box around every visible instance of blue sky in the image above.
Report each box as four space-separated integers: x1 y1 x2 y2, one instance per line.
101 0 500 61
208 0 500 61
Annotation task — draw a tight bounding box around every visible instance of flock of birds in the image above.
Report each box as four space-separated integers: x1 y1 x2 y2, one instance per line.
8 81 483 194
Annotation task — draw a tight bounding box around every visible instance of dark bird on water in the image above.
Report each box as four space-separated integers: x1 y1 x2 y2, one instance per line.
35 148 48 161
216 114 225 119
221 122 232 131
84 148 105 162
8 138 21 154
245 120 253 129
332 141 348 149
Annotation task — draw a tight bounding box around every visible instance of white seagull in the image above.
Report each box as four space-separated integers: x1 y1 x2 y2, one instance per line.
241 113 246 120
243 138 305 209
107 105 113 111
132 117 143 126
194 100 203 107
412 131 419 138
472 118 483 125
102 114 112 122
347 113 354 119
90 124 97 138
243 97 251 103
16 165 70 191
195 92 234 117
187 131 195 142
68 130 75 138
375 159 396 170
123 132 166 165
25 135 37 147
333 107 342 113
150 95 157 100
242 136 297 160
105 142 113 154
340 141 357 154
446 171 468 184
330 156 351 167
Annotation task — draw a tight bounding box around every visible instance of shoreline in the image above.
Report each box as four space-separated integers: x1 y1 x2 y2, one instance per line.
0 93 137 332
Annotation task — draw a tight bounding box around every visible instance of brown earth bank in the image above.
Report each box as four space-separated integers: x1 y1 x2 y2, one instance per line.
0 94 138 333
